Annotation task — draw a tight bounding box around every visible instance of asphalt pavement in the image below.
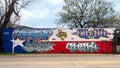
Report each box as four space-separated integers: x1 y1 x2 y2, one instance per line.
0 54 120 68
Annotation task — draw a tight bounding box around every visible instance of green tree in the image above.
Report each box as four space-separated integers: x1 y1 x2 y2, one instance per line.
57 0 120 28
0 0 31 53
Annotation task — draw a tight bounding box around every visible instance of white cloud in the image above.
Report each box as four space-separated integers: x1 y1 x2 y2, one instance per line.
20 0 64 28
108 0 120 12
49 0 64 5
20 0 120 28
115 4 120 12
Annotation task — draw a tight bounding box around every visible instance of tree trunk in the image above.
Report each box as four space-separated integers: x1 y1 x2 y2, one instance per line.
0 0 17 53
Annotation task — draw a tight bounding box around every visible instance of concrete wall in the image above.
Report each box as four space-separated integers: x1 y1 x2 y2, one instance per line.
2 28 115 54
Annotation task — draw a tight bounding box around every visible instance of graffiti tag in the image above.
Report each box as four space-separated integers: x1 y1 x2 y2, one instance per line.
23 41 54 52
73 29 111 39
13 28 53 40
66 42 99 52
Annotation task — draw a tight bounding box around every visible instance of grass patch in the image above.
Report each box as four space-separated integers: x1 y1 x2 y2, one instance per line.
0 53 15 56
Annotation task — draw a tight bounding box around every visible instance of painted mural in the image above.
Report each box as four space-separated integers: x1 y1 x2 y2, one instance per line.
23 42 54 52
11 28 55 52
49 28 115 41
73 29 111 39
13 28 53 40
66 42 99 52
56 29 67 40
11 38 55 52
2 28 115 54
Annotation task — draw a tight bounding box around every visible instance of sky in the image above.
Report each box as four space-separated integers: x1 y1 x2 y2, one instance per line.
20 0 120 28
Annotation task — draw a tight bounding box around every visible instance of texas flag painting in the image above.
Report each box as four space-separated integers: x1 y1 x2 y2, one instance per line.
2 27 115 54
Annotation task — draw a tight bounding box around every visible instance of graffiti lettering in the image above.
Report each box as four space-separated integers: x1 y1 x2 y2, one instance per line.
66 42 99 52
23 41 54 52
13 28 53 40
73 29 111 39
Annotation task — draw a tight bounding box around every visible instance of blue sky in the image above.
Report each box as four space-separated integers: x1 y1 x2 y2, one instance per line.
20 0 120 28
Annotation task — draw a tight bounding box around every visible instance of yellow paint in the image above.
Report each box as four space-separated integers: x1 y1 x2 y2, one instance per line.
56 30 67 40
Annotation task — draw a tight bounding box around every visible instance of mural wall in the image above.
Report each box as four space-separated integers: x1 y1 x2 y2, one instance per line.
2 28 115 54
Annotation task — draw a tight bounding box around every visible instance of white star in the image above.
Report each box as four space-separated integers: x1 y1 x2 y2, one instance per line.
11 39 25 48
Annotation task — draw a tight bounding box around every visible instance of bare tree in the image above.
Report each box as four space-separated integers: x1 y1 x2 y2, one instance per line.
57 0 120 28
87 0 117 28
57 0 92 28
0 0 32 28
0 0 32 52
